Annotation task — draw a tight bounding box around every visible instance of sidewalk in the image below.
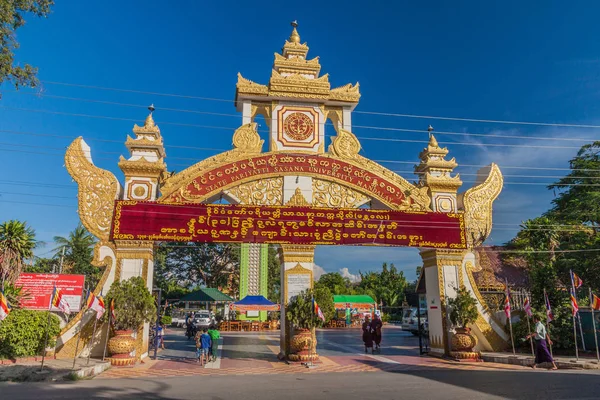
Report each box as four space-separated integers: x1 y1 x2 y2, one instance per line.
481 352 600 370
0 357 110 382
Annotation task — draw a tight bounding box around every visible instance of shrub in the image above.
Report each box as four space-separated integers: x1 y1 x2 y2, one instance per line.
448 287 479 328
104 276 156 331
0 309 60 359
287 289 328 329
161 315 172 326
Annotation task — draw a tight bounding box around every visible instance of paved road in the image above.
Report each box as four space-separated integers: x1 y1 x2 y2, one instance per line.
2 365 600 399
3 327 599 399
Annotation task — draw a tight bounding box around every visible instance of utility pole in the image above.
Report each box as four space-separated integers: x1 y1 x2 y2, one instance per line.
59 246 65 274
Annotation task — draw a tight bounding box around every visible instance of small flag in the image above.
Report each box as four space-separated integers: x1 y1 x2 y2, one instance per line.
544 292 554 322
523 297 533 317
592 294 600 311
110 299 116 325
52 286 71 315
571 271 583 289
0 291 11 321
314 299 326 322
503 284 511 319
570 289 579 316
87 292 105 320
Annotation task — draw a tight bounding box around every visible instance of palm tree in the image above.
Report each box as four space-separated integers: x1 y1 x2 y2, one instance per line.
53 224 98 285
53 224 96 264
0 220 37 290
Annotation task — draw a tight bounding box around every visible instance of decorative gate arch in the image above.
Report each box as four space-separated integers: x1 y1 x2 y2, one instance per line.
58 22 506 360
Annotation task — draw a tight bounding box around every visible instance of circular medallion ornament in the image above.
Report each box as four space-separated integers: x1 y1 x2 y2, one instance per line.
133 186 146 197
283 112 314 141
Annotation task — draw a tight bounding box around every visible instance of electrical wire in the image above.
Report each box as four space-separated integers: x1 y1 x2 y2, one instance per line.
38 80 600 130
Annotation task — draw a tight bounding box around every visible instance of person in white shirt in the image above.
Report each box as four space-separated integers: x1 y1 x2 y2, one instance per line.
526 315 558 370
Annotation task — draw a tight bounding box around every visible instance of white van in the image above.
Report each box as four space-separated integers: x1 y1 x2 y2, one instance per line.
401 308 428 335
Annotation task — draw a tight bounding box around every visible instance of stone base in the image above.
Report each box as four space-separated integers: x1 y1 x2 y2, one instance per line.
449 351 482 361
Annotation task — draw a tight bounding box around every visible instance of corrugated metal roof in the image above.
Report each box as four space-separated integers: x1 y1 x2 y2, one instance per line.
333 295 376 304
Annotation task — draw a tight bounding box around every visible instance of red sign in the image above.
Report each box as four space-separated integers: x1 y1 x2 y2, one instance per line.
111 201 466 249
15 273 86 311
161 153 411 209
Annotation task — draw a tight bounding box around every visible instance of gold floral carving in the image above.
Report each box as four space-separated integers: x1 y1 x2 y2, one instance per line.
232 123 264 153
236 73 269 96
328 128 361 160
461 163 503 247
329 83 361 102
119 156 167 179
286 188 310 206
65 138 121 241
227 177 283 205
312 179 369 208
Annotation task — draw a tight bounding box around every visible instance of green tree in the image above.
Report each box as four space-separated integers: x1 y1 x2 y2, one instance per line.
53 224 99 288
0 309 60 358
267 245 280 303
0 0 54 95
155 242 240 290
0 220 37 290
314 272 352 295
314 286 335 322
25 257 56 273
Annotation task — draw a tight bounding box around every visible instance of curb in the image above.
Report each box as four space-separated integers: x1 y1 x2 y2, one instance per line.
480 354 600 370
73 361 111 379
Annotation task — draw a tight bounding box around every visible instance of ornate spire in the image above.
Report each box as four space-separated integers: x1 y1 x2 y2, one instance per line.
415 126 461 192
133 104 161 137
289 20 300 43
144 104 156 128
122 105 167 174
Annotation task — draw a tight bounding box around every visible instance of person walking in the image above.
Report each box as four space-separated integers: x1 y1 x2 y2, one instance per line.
207 325 220 362
371 313 383 353
157 323 166 349
362 314 374 354
196 328 212 367
526 315 558 370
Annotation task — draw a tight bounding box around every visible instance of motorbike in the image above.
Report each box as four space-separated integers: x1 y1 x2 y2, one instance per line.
186 322 198 340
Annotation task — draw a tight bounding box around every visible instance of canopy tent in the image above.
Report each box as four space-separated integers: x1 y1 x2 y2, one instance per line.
179 288 234 303
333 295 377 312
231 295 280 311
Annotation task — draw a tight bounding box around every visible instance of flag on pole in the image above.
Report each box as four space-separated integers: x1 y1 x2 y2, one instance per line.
572 272 583 289
52 286 71 315
313 299 325 322
110 299 116 325
503 283 511 319
87 292 105 320
524 297 533 317
570 289 579 316
592 294 600 311
0 291 11 321
544 291 554 322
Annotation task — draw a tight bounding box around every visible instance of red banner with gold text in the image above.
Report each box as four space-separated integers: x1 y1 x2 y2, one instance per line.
110 201 466 249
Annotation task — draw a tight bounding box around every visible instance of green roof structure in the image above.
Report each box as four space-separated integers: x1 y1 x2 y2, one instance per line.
333 295 376 304
179 288 234 303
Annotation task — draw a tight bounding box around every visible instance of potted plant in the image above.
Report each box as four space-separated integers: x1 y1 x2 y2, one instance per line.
286 289 329 362
447 286 479 356
104 277 156 366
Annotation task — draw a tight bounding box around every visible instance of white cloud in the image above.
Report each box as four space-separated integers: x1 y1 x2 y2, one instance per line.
313 264 326 281
339 267 361 283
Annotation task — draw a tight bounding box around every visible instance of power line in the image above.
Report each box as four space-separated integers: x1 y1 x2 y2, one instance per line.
8 90 598 143
0 105 594 151
2 144 600 186
38 80 600 130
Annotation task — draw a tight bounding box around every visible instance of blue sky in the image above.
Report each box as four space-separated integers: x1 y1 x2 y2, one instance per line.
1 1 600 282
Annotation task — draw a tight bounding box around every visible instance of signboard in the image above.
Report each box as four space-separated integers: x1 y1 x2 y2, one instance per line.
15 273 85 312
111 201 466 249
284 263 313 303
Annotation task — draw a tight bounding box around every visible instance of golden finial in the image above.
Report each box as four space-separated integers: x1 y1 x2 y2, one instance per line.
289 20 300 43
427 126 439 147
145 104 156 127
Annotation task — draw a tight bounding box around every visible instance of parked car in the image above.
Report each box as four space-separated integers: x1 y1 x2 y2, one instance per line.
402 308 428 336
193 311 216 329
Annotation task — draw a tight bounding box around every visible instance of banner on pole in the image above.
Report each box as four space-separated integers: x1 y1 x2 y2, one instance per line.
15 273 85 312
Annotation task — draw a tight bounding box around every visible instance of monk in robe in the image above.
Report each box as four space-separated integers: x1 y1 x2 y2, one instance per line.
362 314 374 354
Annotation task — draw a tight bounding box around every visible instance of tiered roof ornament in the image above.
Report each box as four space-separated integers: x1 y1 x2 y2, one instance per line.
415 126 462 193
236 21 360 104
119 105 167 178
